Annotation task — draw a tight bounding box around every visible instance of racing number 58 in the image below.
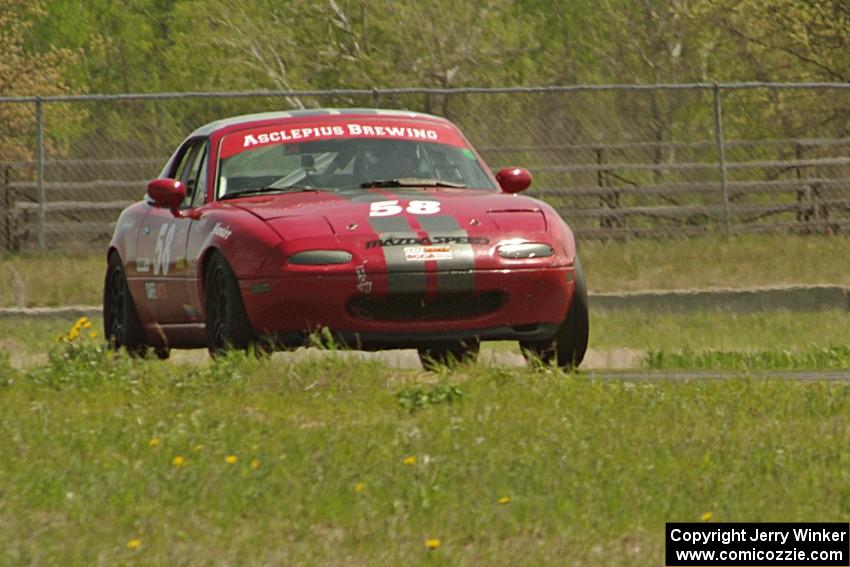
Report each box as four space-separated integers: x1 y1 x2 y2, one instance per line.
369 200 440 217
154 223 176 276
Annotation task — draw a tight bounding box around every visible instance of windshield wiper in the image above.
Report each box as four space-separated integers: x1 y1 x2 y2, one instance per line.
360 178 466 189
219 185 324 200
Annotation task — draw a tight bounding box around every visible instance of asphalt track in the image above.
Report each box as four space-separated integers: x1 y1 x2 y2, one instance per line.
160 348 850 381
585 371 850 381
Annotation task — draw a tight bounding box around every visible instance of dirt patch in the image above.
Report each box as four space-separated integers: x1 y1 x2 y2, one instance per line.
3 342 644 371
0 338 49 370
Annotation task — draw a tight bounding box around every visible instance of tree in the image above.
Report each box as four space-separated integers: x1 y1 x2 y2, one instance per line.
694 0 850 140
0 0 81 164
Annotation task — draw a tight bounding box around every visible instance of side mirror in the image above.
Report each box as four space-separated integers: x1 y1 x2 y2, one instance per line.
147 178 185 212
496 167 532 194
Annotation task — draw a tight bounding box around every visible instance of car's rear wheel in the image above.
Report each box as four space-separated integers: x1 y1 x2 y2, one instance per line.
417 339 480 371
104 252 151 356
204 252 258 356
520 256 589 370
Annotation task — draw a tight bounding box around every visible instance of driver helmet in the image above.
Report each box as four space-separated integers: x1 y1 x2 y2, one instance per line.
369 141 420 180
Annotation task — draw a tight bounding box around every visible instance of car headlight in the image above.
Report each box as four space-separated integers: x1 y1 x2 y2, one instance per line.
288 250 353 265
497 242 554 259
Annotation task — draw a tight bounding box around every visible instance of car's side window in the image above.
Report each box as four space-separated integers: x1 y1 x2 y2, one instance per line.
189 147 209 208
169 139 208 209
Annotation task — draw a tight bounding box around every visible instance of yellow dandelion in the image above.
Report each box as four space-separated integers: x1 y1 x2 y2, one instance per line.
354 482 365 493
67 329 79 341
250 458 261 470
225 454 238 465
148 437 160 448
82 320 92 329
425 538 441 550
701 511 714 522
126 538 141 550
89 331 98 339
498 496 511 505
402 456 416 466
193 444 204 452
172 455 185 467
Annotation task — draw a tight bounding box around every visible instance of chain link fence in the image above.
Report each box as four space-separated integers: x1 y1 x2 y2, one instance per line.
1 83 848 251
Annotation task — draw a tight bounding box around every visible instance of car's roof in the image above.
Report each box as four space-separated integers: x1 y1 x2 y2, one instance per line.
189 108 450 138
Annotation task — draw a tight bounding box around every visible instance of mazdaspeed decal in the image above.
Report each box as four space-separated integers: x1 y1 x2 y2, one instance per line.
404 246 453 262
366 235 489 248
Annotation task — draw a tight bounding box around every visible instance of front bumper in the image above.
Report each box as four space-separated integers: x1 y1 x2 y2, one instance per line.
240 266 574 346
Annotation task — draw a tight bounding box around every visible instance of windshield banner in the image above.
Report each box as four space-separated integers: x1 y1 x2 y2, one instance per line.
220 118 467 159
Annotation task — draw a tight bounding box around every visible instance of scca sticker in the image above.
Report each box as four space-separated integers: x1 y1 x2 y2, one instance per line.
404 246 453 261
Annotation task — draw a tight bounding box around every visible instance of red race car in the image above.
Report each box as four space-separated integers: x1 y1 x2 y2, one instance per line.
104 109 588 368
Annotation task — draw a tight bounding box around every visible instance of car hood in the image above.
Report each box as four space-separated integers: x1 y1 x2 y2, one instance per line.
227 188 548 235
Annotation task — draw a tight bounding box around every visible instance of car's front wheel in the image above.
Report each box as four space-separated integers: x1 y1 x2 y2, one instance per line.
417 339 480 371
520 257 589 370
103 252 149 356
204 252 258 356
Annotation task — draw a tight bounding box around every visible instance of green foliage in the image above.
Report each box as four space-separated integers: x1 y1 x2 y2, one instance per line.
647 346 850 371
6 0 848 191
5 350 850 563
27 317 136 389
396 383 463 413
0 351 15 386
0 0 83 161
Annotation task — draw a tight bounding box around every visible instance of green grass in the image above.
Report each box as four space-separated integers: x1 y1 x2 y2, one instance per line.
580 233 850 292
0 252 104 307
2 234 849 306
3 344 850 565
590 309 850 352
647 347 850 371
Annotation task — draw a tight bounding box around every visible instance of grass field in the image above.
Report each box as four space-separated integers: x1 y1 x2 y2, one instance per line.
1 233 848 307
2 234 849 564
3 337 850 565
4 310 850 371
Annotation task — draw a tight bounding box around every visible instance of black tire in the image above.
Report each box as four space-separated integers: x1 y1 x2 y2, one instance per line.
204 253 257 356
103 252 148 355
418 339 480 371
153 346 171 360
520 256 589 370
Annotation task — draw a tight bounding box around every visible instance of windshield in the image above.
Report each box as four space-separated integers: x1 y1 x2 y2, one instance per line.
217 137 497 198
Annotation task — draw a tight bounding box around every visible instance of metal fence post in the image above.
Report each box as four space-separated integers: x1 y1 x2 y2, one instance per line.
3 165 11 251
712 83 731 235
35 96 46 250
